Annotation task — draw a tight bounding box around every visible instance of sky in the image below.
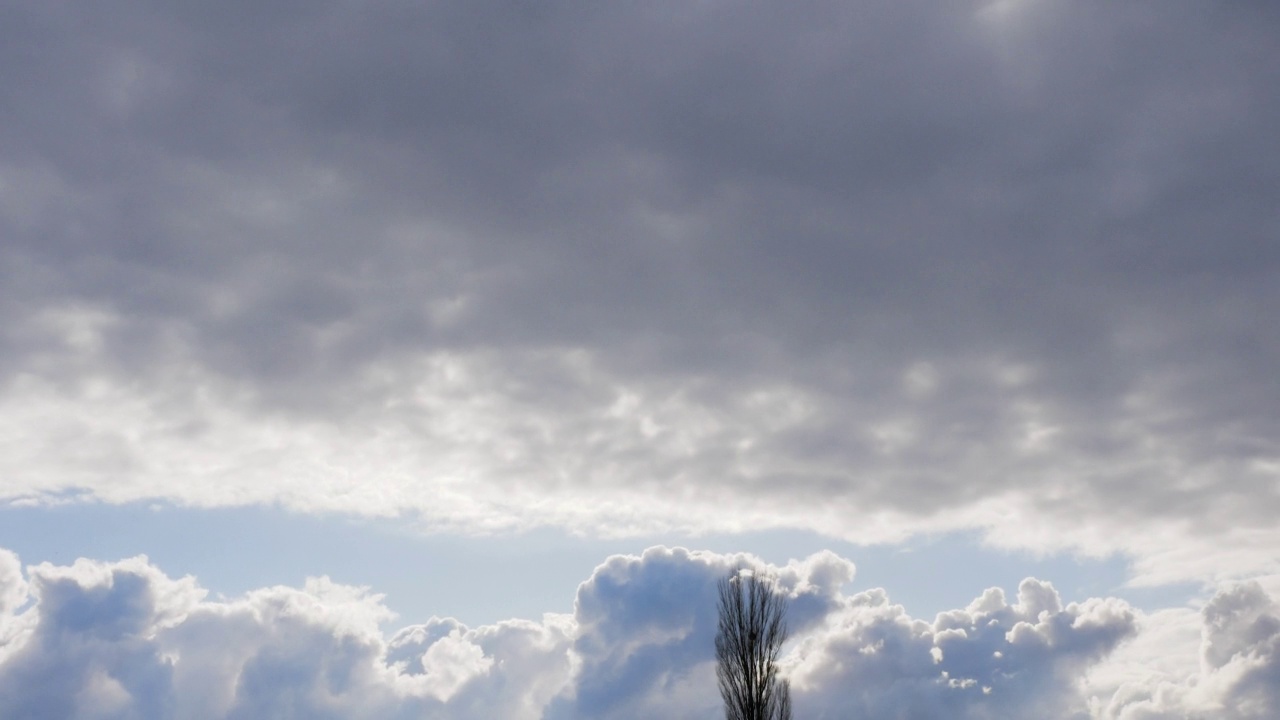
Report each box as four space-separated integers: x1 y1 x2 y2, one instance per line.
0 0 1278 717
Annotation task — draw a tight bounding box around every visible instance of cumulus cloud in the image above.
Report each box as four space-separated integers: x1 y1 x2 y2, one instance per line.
790 578 1138 719
536 547 842 718
0 548 573 720
0 549 29 666
0 549 24 616
1 0 1278 585
7 545 1268 719
1094 582 1280 719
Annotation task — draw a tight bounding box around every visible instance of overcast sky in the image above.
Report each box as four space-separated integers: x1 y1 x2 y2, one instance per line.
1 0 1278 717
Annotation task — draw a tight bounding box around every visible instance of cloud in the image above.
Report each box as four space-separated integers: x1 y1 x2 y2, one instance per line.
0 548 573 720
0 549 24 616
3 3 1273 715
546 547 852 718
1 0 1278 587
790 578 1137 718
0 549 29 667
8 545 1271 719
1091 582 1280 719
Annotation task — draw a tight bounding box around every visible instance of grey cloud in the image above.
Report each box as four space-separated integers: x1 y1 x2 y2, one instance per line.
1 0 1278 551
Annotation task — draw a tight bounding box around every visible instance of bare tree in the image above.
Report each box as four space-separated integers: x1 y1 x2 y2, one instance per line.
715 566 793 720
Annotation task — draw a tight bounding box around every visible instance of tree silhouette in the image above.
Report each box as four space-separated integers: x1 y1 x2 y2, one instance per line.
715 566 792 720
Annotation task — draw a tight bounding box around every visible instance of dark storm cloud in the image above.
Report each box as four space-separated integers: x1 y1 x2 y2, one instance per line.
1 0 1277 546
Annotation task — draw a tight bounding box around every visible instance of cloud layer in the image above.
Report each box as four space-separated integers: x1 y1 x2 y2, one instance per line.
3 546 1274 718
2 2 1278 579
4 3 1274 714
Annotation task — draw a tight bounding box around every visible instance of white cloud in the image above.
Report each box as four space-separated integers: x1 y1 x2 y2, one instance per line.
0 549 30 667
1090 583 1280 719
787 578 1138 719
0 549 24 617
2 545 1271 719
0 547 572 719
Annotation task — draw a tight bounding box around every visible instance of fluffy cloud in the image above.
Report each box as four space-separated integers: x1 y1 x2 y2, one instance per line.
0 549 572 720
1095 582 1280 719
1 0 1277 592
5 545 1266 719
0 548 29 666
546 548 851 718
791 579 1137 719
